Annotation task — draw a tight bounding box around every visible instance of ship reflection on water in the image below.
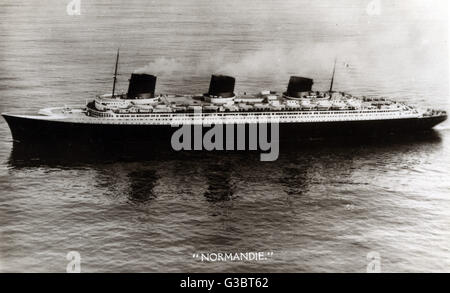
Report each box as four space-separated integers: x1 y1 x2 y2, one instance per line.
127 169 159 203
7 131 444 205
204 162 236 203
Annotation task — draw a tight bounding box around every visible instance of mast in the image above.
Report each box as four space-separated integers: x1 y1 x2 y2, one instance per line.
329 58 337 93
112 48 119 98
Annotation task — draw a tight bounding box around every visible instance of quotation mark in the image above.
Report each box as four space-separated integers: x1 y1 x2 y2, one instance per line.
366 0 381 16
67 0 81 16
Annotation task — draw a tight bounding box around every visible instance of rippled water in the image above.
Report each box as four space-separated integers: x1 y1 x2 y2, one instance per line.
0 0 449 272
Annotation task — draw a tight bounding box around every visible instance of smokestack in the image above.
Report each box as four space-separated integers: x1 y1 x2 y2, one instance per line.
285 76 313 98
206 75 235 98
127 73 157 99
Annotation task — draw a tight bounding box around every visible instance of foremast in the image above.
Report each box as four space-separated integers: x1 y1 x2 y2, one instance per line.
111 49 120 98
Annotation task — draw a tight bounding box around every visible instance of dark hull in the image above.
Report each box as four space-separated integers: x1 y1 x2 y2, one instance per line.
2 114 447 147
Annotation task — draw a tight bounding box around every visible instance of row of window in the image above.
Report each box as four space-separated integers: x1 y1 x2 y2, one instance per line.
89 109 412 119
99 111 402 118
86 115 413 123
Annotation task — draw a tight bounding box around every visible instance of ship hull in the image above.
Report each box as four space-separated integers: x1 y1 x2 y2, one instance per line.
2 114 447 146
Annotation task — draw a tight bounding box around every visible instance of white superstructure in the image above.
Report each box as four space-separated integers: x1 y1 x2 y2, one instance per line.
26 90 438 126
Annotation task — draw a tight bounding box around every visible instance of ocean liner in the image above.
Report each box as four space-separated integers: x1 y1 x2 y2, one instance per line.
2 52 447 146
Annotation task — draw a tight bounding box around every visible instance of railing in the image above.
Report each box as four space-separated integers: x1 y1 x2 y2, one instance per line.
81 106 420 125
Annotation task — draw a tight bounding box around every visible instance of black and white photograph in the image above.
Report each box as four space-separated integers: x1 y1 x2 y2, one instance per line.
0 0 449 278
